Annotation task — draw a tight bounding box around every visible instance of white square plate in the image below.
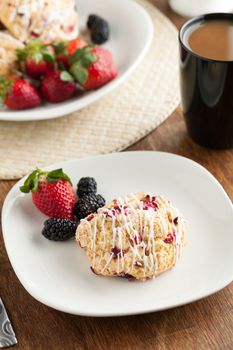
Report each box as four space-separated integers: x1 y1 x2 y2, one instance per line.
2 152 233 316
0 0 153 121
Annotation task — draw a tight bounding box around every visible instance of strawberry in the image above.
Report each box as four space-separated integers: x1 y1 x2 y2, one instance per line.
0 76 41 110
41 70 77 103
20 168 75 220
69 46 117 90
54 38 88 69
17 40 55 79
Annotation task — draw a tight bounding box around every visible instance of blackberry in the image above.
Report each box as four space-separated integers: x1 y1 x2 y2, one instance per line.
74 196 95 220
74 193 106 220
42 218 77 241
87 14 109 44
77 177 97 196
87 14 99 29
96 194 105 208
91 21 109 45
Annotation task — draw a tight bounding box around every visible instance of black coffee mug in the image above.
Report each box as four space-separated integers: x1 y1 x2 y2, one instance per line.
179 13 233 149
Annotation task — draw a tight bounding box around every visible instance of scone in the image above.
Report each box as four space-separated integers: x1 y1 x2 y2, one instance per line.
0 0 79 43
0 31 24 76
76 193 186 281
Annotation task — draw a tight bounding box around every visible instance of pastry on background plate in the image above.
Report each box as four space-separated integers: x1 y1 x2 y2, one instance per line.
0 0 79 43
0 31 24 76
76 193 186 281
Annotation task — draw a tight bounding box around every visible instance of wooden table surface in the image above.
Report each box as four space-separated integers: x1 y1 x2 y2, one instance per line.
1 1 233 349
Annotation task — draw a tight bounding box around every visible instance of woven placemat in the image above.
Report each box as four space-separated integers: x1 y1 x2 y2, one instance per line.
0 0 179 180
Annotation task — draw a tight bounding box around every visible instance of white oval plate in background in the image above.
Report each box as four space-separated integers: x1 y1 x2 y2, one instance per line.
0 0 153 121
2 152 233 316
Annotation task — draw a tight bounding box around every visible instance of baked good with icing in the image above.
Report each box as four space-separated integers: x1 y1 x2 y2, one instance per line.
76 193 186 281
0 0 79 43
0 31 24 76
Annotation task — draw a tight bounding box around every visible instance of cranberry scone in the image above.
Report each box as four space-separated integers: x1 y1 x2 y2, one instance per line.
76 193 186 281
0 0 79 43
0 31 24 76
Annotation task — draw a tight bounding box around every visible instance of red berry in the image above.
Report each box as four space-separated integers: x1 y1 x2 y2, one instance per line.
4 80 41 110
41 70 76 103
20 168 75 220
84 47 117 90
56 38 87 69
70 46 117 90
32 180 75 220
68 38 87 55
26 57 54 79
17 40 55 79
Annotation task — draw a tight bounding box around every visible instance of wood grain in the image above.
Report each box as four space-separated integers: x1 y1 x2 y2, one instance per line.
0 1 232 349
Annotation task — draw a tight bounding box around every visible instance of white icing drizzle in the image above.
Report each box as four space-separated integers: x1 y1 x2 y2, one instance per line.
111 215 117 248
175 215 183 263
101 253 114 274
101 216 106 246
117 254 120 274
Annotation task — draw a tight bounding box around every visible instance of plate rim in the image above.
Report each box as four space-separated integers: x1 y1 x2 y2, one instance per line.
0 0 153 122
2 151 233 316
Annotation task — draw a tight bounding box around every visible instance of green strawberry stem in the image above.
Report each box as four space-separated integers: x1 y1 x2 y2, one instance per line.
60 71 74 82
0 76 13 100
69 45 98 84
20 168 72 193
52 42 68 56
16 40 55 64
70 64 88 84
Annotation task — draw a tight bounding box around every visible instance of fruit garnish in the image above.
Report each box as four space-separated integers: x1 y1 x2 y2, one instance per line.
74 193 106 220
74 176 105 220
41 69 77 103
77 177 97 196
87 14 110 45
0 35 117 110
16 40 55 79
0 76 41 110
54 38 88 69
69 45 98 83
20 168 75 220
69 46 117 90
42 218 77 241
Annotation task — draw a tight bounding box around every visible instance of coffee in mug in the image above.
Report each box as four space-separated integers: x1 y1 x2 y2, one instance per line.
179 13 233 149
184 19 233 61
